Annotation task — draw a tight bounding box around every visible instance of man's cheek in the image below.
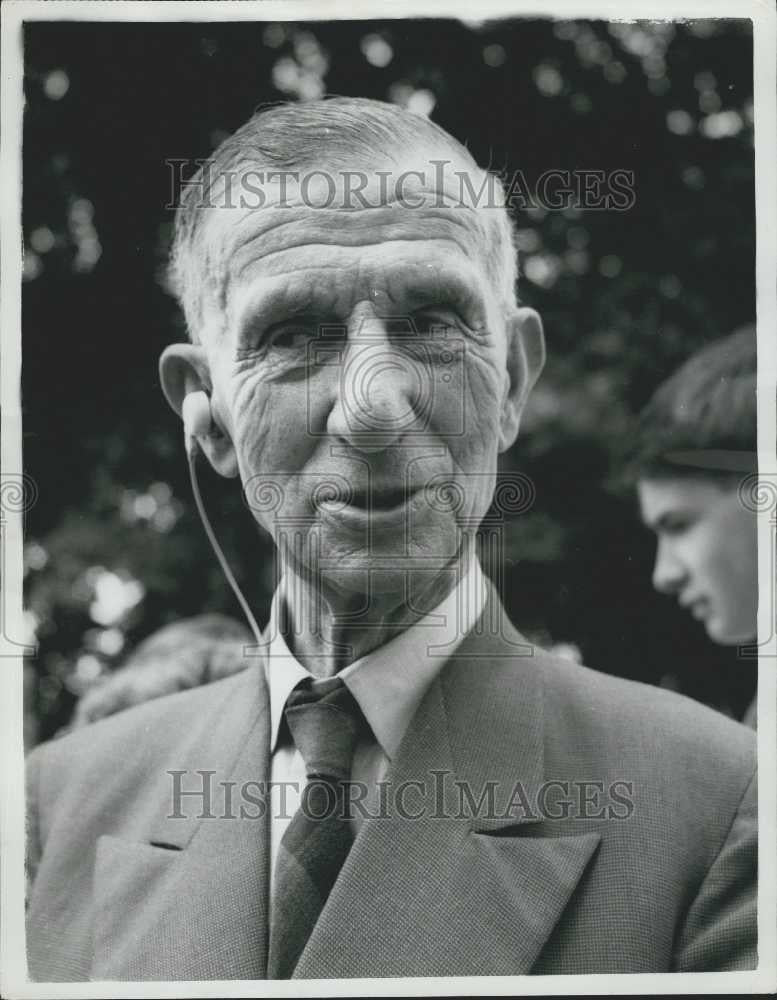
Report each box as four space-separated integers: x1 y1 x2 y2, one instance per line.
230 371 276 442
232 426 287 504
462 350 503 424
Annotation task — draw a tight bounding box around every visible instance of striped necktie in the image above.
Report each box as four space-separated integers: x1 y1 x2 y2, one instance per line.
267 676 364 979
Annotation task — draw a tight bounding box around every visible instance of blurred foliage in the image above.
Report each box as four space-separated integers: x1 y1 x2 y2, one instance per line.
21 18 756 746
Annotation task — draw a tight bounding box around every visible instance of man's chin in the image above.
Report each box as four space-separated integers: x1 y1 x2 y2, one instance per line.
277 509 464 601
313 558 464 608
322 565 413 601
320 555 436 587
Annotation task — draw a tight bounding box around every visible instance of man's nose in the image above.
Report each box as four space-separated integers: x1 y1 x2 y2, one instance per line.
326 309 428 453
652 538 687 595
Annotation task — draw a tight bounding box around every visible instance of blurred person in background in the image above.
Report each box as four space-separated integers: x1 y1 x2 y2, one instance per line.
631 327 758 727
69 614 253 729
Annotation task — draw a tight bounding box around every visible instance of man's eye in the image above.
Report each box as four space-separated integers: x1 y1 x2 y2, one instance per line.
661 517 692 536
268 319 320 349
412 308 460 335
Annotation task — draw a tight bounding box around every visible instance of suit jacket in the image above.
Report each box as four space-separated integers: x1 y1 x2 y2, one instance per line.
26 593 757 980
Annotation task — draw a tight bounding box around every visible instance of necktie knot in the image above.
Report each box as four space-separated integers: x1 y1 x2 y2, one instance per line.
284 677 363 782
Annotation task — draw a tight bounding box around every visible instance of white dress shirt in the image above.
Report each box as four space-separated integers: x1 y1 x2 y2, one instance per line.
263 557 487 900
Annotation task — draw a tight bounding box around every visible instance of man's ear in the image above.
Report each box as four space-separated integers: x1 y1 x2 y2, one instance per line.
159 343 239 478
499 306 546 452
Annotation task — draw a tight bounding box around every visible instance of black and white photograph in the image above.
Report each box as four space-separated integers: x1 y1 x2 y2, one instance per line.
1 0 775 993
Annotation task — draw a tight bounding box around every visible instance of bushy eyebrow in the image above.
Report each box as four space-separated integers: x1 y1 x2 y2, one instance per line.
231 261 489 344
233 282 321 342
390 267 484 316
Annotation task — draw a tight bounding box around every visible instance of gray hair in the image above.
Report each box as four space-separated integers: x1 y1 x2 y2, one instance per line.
167 97 519 341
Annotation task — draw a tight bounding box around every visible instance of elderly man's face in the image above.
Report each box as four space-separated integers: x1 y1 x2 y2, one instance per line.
163 164 544 599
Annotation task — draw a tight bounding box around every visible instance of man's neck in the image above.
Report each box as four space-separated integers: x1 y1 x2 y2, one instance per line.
278 547 475 678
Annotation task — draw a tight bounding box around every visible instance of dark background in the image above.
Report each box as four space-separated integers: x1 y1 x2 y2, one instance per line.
21 17 756 746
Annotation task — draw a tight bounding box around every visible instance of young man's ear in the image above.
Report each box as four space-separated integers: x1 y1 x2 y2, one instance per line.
499 306 546 452
159 344 239 478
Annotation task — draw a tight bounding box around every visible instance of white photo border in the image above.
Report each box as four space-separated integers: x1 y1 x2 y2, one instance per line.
2 1 774 996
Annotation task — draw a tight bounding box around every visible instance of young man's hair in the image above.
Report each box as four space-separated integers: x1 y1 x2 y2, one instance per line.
625 325 757 485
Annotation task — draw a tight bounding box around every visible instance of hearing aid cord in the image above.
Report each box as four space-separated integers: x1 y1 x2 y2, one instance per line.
186 444 264 646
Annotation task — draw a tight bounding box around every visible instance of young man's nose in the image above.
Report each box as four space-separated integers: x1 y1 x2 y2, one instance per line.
652 538 688 595
326 308 428 453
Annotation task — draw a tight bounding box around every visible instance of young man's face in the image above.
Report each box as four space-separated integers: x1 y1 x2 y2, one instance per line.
637 477 757 644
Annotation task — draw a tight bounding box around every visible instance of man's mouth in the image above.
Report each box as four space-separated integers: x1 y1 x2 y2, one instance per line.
681 595 709 619
349 487 415 511
316 483 424 528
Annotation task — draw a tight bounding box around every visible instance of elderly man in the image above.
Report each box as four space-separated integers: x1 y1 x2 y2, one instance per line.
26 98 756 981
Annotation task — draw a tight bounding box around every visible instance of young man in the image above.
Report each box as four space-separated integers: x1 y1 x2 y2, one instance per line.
633 327 758 726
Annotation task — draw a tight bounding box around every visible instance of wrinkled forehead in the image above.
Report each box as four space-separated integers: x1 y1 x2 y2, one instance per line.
199 156 502 311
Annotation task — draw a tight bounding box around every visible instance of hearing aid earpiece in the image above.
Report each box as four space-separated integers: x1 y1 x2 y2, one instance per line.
181 388 263 645
182 390 213 456
182 390 213 438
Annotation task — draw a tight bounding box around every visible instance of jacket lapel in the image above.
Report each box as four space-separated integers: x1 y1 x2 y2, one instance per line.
91 659 272 981
294 590 601 978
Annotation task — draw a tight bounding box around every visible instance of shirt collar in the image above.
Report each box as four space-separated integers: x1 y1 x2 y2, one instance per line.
264 557 487 760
